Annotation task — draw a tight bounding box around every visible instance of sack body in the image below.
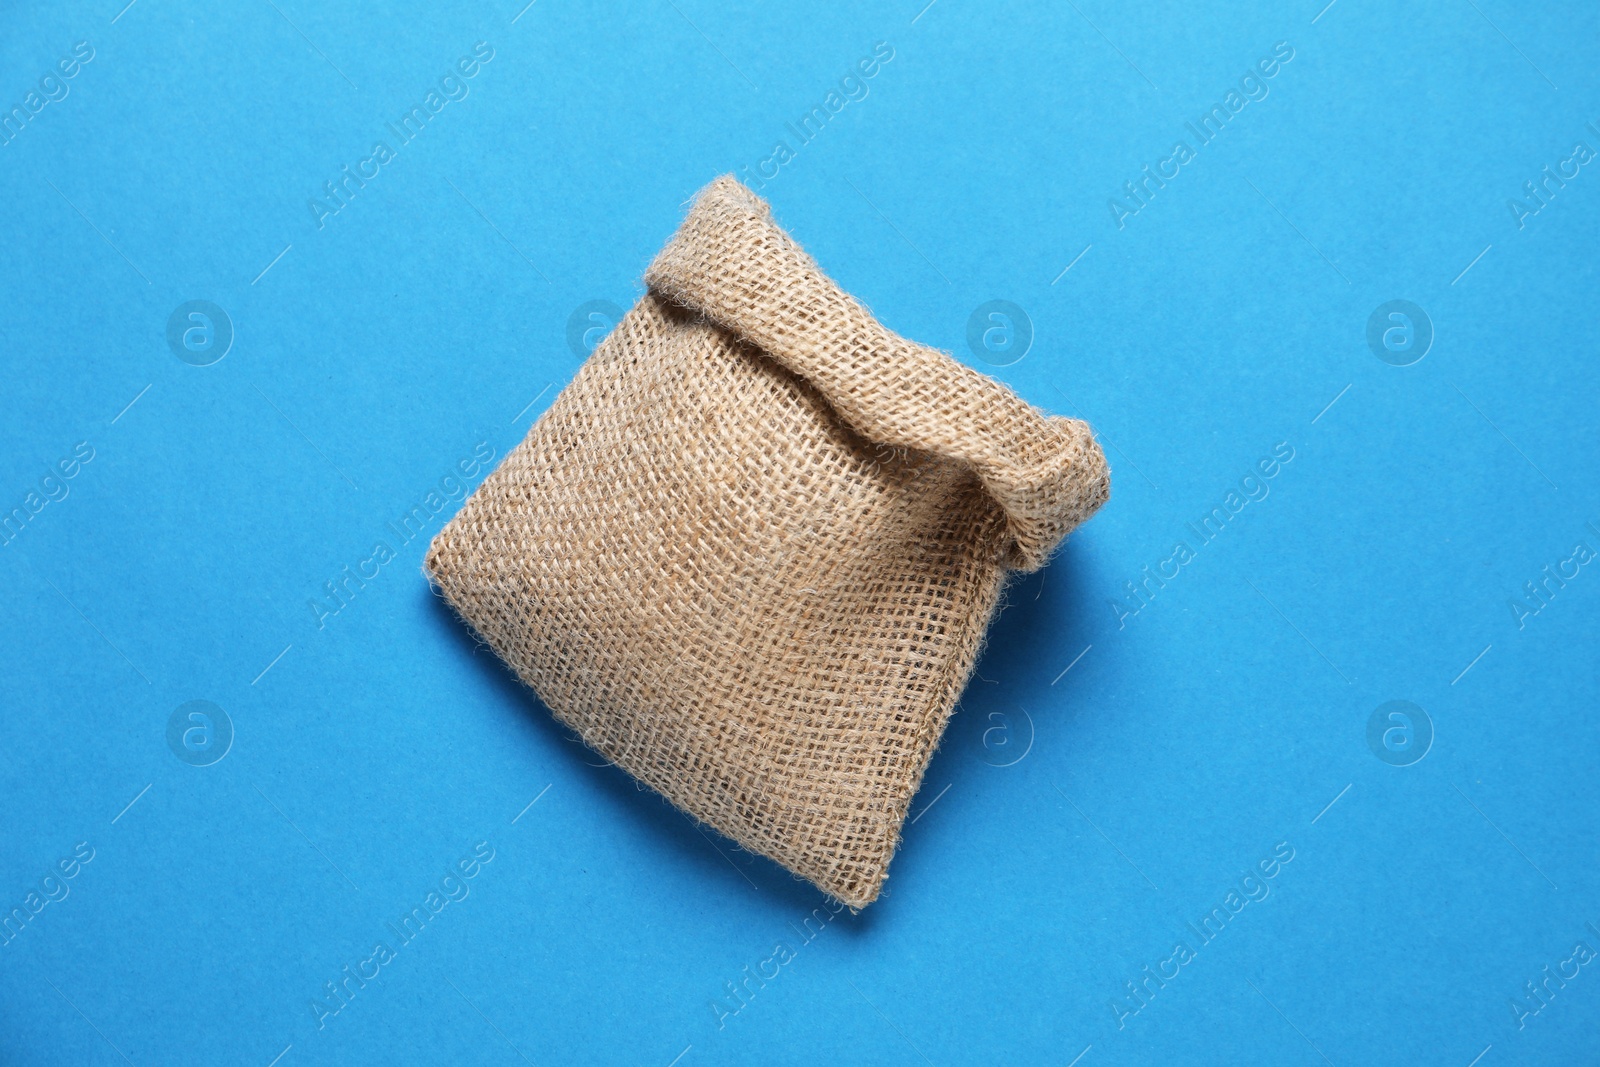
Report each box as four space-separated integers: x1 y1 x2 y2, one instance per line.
426 176 1109 907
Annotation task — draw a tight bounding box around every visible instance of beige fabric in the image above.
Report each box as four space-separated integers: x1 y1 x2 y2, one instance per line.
425 176 1109 907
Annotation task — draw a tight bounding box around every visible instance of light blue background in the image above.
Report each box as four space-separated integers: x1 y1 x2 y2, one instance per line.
3 1 1597 1064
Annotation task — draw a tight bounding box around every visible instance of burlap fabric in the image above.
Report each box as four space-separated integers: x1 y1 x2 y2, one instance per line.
426 176 1109 907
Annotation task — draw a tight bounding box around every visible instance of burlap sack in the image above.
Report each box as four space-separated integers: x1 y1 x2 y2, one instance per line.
426 176 1109 907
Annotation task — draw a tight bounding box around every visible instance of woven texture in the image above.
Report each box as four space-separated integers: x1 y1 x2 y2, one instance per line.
426 176 1109 907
